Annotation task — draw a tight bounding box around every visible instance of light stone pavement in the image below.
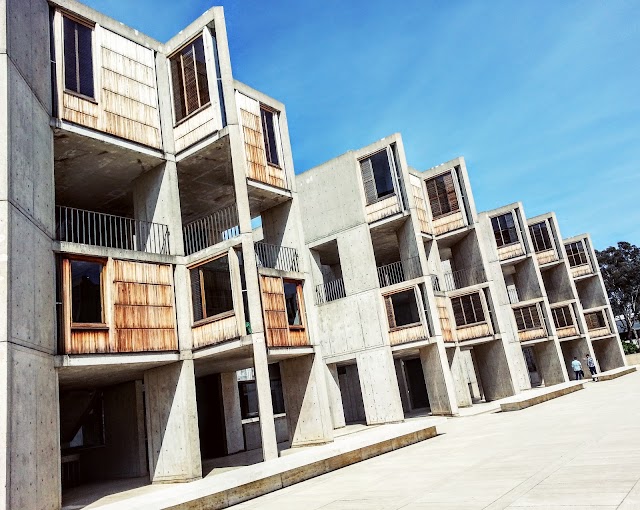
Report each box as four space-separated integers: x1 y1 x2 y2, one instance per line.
233 371 640 510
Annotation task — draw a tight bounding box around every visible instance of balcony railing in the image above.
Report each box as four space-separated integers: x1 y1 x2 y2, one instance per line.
442 265 487 292
377 257 422 288
183 205 240 256
255 242 299 272
315 278 346 305
431 274 442 293
507 287 520 304
55 206 170 255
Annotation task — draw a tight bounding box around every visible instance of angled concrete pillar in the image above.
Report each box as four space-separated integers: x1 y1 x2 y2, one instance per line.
144 360 202 483
356 347 404 425
419 342 459 416
474 340 516 401
325 363 346 429
533 340 568 386
446 346 473 407
394 359 411 413
221 372 244 455
280 354 333 447
252 335 278 460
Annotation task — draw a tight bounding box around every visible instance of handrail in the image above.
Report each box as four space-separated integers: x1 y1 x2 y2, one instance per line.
442 265 487 292
315 278 346 305
183 205 239 256
377 257 421 288
255 242 299 272
55 205 170 255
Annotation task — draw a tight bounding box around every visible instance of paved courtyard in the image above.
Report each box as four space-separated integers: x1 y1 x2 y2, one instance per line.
233 371 640 510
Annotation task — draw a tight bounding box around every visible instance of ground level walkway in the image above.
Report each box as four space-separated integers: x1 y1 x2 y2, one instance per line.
235 370 640 509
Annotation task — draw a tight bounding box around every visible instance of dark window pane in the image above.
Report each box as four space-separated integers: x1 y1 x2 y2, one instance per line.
370 150 395 199
193 36 210 106
63 18 77 92
171 57 187 121
71 260 103 323
76 23 94 97
239 381 258 419
261 108 279 166
199 256 234 319
390 289 420 327
171 36 209 122
284 282 301 326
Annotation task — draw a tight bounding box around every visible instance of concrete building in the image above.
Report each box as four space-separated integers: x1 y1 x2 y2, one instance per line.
0 1 627 508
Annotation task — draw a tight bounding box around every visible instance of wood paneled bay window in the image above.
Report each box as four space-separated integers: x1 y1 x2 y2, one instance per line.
552 306 573 329
491 213 519 248
63 15 95 99
260 107 280 167
190 255 234 323
170 35 210 123
565 241 589 267
451 292 485 327
585 311 607 331
360 148 397 205
529 221 553 252
64 257 106 327
425 172 459 219
384 289 421 329
260 276 308 347
513 305 543 332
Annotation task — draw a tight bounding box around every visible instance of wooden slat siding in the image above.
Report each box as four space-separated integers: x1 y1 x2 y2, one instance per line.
360 158 377 205
63 93 99 129
260 275 290 347
557 325 578 338
588 326 611 338
517 328 547 342
192 315 240 349
173 105 216 153
497 243 525 261
436 296 454 342
68 329 112 354
432 210 465 236
409 175 431 234
112 260 177 352
389 324 428 346
365 195 401 223
571 264 592 278
536 248 558 266
456 322 491 342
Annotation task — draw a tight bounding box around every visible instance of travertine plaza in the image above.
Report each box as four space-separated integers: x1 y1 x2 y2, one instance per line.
0 0 628 508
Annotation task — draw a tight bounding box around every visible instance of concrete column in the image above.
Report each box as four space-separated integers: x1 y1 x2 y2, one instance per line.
325 364 346 429
533 340 568 386
280 354 333 447
419 342 459 416
144 361 202 483
592 337 626 372
356 347 404 425
252 335 278 460
220 372 244 455
474 340 516 401
394 359 411 413
173 264 195 352
446 346 473 407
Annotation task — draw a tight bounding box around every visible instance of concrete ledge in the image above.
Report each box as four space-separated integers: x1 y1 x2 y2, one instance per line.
598 365 637 381
94 419 441 510
500 382 585 412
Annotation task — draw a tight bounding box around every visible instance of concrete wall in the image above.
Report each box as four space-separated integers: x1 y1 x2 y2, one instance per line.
474 340 516 401
532 340 568 386
626 353 640 366
356 348 404 424
592 337 625 372
243 415 289 451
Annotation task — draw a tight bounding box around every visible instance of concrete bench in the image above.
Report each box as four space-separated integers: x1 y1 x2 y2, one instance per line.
597 365 637 381
500 382 585 412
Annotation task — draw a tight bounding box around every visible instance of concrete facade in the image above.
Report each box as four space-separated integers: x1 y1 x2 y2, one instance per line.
0 1 626 508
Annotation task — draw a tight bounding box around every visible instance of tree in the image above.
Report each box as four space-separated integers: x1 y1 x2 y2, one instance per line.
596 242 640 341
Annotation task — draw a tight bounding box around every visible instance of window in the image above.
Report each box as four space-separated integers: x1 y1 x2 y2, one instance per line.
552 306 573 329
529 222 553 253
190 255 234 322
284 281 303 327
170 36 210 123
238 365 285 419
514 305 543 331
260 107 279 166
451 293 485 327
565 241 588 267
384 289 421 329
60 390 105 452
360 149 396 205
425 172 459 219
63 16 94 98
491 212 519 247
70 260 104 324
585 311 606 330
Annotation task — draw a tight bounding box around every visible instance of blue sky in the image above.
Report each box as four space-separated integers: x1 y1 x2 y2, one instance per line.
84 0 640 249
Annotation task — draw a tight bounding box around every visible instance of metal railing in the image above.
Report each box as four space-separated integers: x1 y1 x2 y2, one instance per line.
183 205 240 256
55 205 170 255
507 286 520 304
377 257 422 288
431 274 442 293
442 265 487 292
255 242 299 272
315 278 346 305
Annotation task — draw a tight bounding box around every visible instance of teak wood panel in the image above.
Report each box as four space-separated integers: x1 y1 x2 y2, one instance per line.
259 275 309 347
432 210 465 236
536 249 559 266
67 329 112 354
557 325 578 339
436 296 454 342
389 324 428 346
588 326 611 338
192 314 240 349
456 322 491 342
365 195 401 223
517 328 547 342
410 176 431 234
498 243 525 261
571 264 593 278
173 105 216 153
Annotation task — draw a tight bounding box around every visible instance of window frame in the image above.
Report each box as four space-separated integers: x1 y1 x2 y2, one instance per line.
383 287 422 331
189 253 236 327
529 221 553 253
425 171 460 219
359 147 398 206
260 105 281 168
451 292 486 328
283 279 306 331
551 305 574 329
63 255 108 330
61 13 96 102
491 212 520 248
169 34 212 125
585 310 607 331
513 304 543 332
565 241 589 268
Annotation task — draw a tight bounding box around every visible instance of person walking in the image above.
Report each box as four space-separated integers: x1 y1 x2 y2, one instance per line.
571 357 583 380
586 353 598 381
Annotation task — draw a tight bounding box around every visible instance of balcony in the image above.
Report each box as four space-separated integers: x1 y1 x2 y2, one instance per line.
570 263 594 279
556 325 579 339
183 205 240 256
55 206 170 255
315 278 346 305
535 248 559 266
377 257 421 288
255 242 300 272
441 265 486 292
514 304 548 342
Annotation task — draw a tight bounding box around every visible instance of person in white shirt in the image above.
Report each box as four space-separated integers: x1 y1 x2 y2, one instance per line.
571 357 583 380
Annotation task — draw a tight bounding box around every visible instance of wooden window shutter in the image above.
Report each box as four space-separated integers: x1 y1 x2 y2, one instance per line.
443 173 459 212
360 158 377 205
171 57 187 121
451 297 465 326
181 47 199 115
384 296 396 329
426 178 442 217
190 267 203 322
